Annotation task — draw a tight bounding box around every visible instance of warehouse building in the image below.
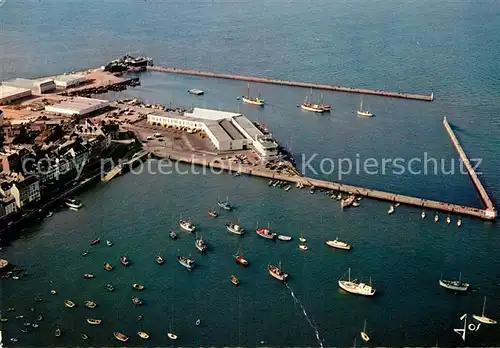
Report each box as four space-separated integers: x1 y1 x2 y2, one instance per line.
0 85 32 105
45 97 110 117
231 115 278 159
53 74 87 88
3 77 56 94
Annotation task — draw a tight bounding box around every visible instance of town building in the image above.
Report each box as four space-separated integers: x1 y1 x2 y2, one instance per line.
53 74 87 88
0 85 32 104
10 175 41 208
2 78 56 94
0 194 17 218
45 97 110 117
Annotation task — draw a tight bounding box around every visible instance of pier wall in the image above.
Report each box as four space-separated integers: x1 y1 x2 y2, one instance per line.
148 66 433 102
150 150 493 220
442 117 496 219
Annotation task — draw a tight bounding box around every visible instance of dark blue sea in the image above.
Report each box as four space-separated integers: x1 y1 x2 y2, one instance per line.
1 0 499 346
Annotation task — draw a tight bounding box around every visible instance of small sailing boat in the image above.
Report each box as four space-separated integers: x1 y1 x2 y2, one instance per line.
195 234 208 252
90 238 100 245
473 296 497 324
132 296 143 306
360 319 370 342
120 255 130 266
439 272 469 291
86 318 102 325
268 262 288 282
242 83 264 106
299 244 308 251
169 231 178 239
231 274 240 286
299 232 307 243
388 205 395 215
233 245 249 267
356 97 373 117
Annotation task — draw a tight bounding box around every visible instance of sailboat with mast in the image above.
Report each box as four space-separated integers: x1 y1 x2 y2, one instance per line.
356 97 373 117
473 296 497 324
439 272 469 291
360 319 370 342
233 241 249 267
242 83 264 106
300 89 330 113
338 268 375 296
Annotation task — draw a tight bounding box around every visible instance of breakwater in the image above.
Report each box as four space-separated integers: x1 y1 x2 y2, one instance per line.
148 66 434 101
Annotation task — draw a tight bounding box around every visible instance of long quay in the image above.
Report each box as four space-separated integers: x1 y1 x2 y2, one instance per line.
153 151 494 221
443 117 496 219
148 66 434 102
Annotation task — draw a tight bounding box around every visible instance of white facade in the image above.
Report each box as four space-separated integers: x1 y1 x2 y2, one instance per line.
0 85 32 104
0 195 17 218
253 136 279 159
11 176 41 208
45 97 110 116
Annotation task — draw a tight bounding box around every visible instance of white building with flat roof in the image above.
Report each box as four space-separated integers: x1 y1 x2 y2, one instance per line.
45 97 110 117
0 85 32 104
54 74 87 88
231 115 278 159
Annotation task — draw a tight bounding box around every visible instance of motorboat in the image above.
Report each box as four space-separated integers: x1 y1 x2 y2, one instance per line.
55 328 61 337
105 283 115 292
231 274 240 286
208 210 218 217
90 238 100 245
85 301 97 309
217 198 232 211
434 214 439 223
268 262 288 282
155 255 164 265
439 273 469 292
195 235 208 252
132 283 145 290
473 296 497 324
256 226 277 240
227 222 244 235
120 256 130 266
106 240 113 246
168 333 178 340
104 263 113 271
179 219 195 232
326 238 351 250
457 218 462 227
299 244 308 251
169 231 178 239
50 289 57 295
338 268 375 296
87 318 102 325
64 300 76 308
360 319 370 342
284 185 292 191
132 296 143 305
65 198 82 209
421 210 426 219
446 216 451 224
299 233 307 243
188 88 204 95
84 273 95 279
81 333 89 340
278 235 292 241
388 205 395 215
138 331 150 339
177 255 195 269
114 332 129 342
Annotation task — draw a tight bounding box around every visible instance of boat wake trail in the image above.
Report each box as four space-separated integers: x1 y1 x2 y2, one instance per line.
285 282 324 348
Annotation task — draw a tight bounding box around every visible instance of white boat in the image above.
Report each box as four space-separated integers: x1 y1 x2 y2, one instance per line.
106 240 112 247
360 319 370 342
217 197 232 211
179 219 195 232
341 195 356 208
177 254 195 269
439 273 469 292
356 97 373 117
188 88 204 95
278 235 292 241
196 319 201 326
138 331 150 339
299 233 307 243
195 235 208 252
338 268 375 296
268 262 288 282
457 218 462 227
473 296 497 325
242 83 264 106
299 244 308 251
421 210 426 219
226 222 244 235
434 214 439 223
388 205 395 214
65 198 82 209
284 185 292 191
326 238 351 250
446 216 451 224
300 93 329 113
352 201 360 207
168 333 178 340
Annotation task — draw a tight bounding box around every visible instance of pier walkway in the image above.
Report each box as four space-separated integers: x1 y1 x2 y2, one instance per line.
102 150 150 183
443 117 496 219
150 150 494 221
148 66 434 102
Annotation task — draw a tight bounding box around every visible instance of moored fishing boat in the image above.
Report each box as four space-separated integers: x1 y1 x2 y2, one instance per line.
242 83 264 106
90 238 100 245
326 238 351 250
169 231 178 239
155 255 164 264
233 247 249 267
120 256 130 266
208 210 218 217
446 216 451 224
114 331 129 342
226 222 244 235
106 240 112 246
86 318 102 325
104 263 113 271
64 300 76 308
256 224 276 239
299 232 307 243
138 331 150 339
439 273 469 291
231 274 240 286
195 235 208 252
338 268 375 296
341 195 356 208
132 296 143 305
132 283 145 290
217 197 232 211
177 254 195 269
299 244 308 251
65 198 83 209
85 301 97 309
179 219 196 232
268 262 288 282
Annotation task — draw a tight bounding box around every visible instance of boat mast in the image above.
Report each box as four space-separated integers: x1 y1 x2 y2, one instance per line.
482 296 486 316
360 97 363 111
363 319 367 333
348 268 351 282
247 83 250 97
